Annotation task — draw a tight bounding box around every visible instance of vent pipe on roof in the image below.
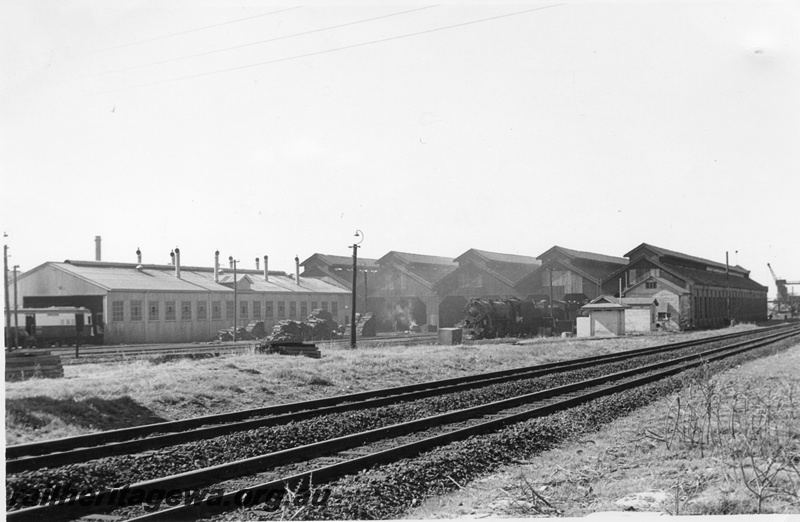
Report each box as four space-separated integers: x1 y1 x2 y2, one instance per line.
229 256 234 269
295 255 300 285
95 236 102 261
255 257 260 270
175 247 181 278
214 251 220 283
264 256 269 282
136 248 142 264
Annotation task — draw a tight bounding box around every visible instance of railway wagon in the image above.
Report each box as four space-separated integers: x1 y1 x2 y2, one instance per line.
461 297 566 339
5 307 94 347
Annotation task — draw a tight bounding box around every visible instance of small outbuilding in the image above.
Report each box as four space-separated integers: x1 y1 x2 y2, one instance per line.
577 297 628 337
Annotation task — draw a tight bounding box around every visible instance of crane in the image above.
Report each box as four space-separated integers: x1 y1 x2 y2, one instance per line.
767 263 800 317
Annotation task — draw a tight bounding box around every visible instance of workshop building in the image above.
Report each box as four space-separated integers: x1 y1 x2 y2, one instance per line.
14 254 350 344
601 243 768 330
434 249 541 327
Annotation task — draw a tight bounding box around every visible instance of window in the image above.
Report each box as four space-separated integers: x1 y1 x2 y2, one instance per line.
278 301 285 318
321 301 328 312
112 301 124 322
658 312 671 322
181 301 192 321
130 300 142 322
197 302 207 321
646 281 657 289
331 301 338 316
253 301 262 320
148 301 160 321
211 301 221 320
240 301 248 319
266 301 273 318
300 301 308 318
165 301 176 321
311 301 318 311
226 300 234 320
289 301 297 318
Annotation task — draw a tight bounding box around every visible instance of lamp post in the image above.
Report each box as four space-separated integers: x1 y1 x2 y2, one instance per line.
351 230 364 349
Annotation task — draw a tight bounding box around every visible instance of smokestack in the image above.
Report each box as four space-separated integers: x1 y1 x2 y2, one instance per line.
255 257 260 270
174 247 181 278
170 250 175 265
295 255 300 285
264 255 268 282
214 250 220 283
726 251 729 279
136 247 142 264
95 236 102 261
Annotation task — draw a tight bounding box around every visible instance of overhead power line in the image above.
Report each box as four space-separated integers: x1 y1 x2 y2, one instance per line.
109 6 438 74
98 6 302 54
99 4 564 94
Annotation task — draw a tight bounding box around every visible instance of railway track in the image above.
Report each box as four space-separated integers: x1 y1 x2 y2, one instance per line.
6 326 783 473
7 326 799 521
44 333 439 362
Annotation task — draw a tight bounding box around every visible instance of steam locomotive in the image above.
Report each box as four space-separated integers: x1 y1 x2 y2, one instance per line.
461 297 566 340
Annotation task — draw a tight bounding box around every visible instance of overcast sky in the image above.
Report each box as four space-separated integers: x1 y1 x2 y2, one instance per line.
1 1 798 297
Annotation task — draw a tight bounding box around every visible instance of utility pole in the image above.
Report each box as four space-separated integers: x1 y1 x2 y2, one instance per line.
4 237 10 350
13 265 19 349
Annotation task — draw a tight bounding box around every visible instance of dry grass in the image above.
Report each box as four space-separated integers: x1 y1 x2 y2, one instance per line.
4 325 758 445
405 338 800 518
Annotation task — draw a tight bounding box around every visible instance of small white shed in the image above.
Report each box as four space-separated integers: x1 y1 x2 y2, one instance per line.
577 297 628 337
619 297 659 334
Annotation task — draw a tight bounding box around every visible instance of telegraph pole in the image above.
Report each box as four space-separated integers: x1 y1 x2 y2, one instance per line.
4 236 11 350
13 265 19 349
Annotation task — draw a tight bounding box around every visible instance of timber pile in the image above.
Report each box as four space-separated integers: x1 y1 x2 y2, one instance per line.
342 312 376 339
5 351 64 381
265 310 339 343
258 341 321 359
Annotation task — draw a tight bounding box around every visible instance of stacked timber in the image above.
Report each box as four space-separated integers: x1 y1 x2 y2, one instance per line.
342 313 376 339
5 351 64 381
258 342 321 359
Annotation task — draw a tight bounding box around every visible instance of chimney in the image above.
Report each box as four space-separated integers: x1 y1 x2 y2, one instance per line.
170 250 175 265
136 247 142 264
255 257 260 270
264 255 268 282
214 250 220 283
174 247 181 278
95 236 102 261
295 255 300 285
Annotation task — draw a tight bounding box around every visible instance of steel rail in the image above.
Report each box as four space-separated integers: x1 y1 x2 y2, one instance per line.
9 326 798 522
6 325 787 470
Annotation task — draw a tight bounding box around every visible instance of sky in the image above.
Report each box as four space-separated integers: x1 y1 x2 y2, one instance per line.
1 0 798 298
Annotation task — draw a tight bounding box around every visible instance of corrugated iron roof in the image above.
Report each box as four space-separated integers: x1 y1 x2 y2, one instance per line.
300 253 379 269
54 261 347 294
625 243 749 275
538 246 628 266
377 251 457 267
455 249 541 266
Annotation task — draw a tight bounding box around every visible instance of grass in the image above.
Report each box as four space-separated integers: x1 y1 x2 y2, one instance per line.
404 337 800 518
4 325 758 445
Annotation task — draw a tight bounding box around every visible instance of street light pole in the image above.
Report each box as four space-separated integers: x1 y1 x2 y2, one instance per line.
351 230 363 349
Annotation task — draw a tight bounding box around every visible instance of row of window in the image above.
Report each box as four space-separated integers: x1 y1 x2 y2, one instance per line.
111 300 339 323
